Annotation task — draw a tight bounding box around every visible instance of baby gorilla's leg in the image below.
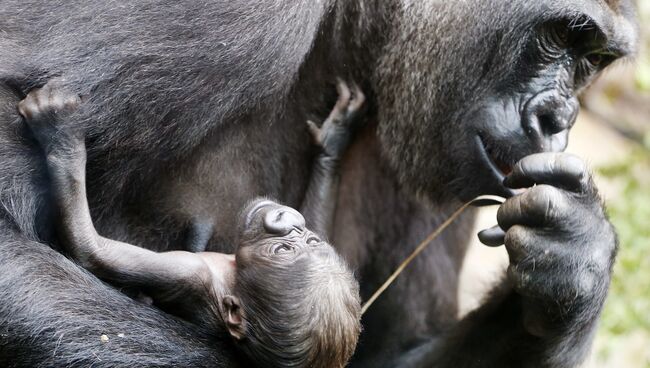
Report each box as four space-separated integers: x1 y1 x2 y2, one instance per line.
301 80 365 237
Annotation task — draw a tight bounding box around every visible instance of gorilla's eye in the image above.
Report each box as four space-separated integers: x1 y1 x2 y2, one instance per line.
586 53 604 67
273 244 293 254
306 236 320 246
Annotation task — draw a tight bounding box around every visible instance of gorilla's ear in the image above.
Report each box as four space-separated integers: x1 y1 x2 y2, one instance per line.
223 295 246 340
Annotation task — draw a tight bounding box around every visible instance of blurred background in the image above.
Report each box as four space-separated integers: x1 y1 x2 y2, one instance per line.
459 2 650 367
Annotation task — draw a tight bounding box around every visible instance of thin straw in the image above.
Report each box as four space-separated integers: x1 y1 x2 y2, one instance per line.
360 195 504 315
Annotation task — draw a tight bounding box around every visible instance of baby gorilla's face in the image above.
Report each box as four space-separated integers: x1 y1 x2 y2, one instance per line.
228 199 361 368
236 198 331 262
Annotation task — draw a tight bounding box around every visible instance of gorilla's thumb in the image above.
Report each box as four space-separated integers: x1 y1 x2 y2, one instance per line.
478 225 506 247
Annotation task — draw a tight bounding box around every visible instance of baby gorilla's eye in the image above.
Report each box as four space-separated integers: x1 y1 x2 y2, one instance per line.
273 244 293 254
306 236 321 246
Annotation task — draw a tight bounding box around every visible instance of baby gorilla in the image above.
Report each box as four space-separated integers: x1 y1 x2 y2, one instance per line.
18 80 364 368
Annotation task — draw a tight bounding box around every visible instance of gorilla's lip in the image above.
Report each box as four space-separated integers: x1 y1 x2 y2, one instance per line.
475 135 516 195
478 135 514 177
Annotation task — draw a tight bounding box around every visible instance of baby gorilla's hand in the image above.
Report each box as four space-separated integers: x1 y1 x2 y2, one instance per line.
307 79 365 159
18 80 81 153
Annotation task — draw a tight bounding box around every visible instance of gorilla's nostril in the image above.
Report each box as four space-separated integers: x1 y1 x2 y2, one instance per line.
274 211 284 223
538 114 565 136
524 93 578 140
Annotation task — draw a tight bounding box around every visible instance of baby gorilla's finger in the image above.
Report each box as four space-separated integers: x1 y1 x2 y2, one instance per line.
348 83 365 114
46 82 81 114
335 78 351 110
504 152 588 192
322 80 351 126
478 225 506 247
17 96 35 120
63 95 82 112
18 89 47 121
306 120 321 143
497 184 569 230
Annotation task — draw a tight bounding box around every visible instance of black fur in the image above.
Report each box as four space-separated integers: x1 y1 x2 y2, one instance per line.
0 0 637 367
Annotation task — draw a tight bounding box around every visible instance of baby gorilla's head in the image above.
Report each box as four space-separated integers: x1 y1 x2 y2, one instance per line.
222 198 361 368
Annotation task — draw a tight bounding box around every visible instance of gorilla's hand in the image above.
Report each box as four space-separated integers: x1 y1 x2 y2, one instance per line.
307 79 365 160
481 152 616 337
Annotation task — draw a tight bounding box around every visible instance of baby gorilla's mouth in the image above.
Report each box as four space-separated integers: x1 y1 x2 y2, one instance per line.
477 135 514 178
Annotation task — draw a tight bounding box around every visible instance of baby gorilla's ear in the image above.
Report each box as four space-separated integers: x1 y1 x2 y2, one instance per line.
223 295 245 340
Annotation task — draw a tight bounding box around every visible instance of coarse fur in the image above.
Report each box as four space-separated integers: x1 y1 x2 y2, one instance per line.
15 79 363 368
235 247 360 368
0 0 638 367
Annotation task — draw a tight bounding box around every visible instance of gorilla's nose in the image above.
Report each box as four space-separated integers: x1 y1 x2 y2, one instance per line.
524 92 579 150
263 207 306 235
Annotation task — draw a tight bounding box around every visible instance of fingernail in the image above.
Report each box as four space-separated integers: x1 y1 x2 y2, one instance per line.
478 225 506 247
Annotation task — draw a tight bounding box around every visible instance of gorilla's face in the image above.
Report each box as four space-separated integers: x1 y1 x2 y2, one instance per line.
375 0 637 202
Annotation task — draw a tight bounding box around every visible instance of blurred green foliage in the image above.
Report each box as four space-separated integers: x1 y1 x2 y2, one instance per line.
596 147 650 365
636 61 650 92
636 2 650 92
593 3 650 365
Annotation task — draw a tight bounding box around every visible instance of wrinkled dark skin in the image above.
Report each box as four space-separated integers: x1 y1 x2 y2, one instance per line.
0 0 638 367
478 152 617 336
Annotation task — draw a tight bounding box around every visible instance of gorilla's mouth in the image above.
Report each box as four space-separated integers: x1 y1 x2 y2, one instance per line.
476 135 514 179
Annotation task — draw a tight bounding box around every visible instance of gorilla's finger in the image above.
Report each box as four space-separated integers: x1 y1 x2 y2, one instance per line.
504 152 588 192
504 226 564 295
478 225 505 247
497 185 568 230
503 225 532 263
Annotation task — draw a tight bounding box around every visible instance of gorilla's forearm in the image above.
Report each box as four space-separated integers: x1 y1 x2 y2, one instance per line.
0 221 237 367
409 281 600 368
0 132 235 366
424 153 617 368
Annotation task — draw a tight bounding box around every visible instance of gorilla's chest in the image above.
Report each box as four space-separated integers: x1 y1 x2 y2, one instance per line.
92 117 315 253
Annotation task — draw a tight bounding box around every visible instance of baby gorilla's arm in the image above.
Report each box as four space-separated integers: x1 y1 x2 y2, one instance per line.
301 80 364 237
19 82 211 304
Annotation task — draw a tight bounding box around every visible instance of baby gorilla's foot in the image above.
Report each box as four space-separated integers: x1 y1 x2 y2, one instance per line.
18 80 81 153
307 79 365 159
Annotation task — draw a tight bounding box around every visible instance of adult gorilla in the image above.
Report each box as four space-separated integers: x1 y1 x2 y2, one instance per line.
0 0 637 367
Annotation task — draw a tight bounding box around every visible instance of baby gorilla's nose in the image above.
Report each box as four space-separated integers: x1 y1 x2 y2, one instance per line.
263 206 306 235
